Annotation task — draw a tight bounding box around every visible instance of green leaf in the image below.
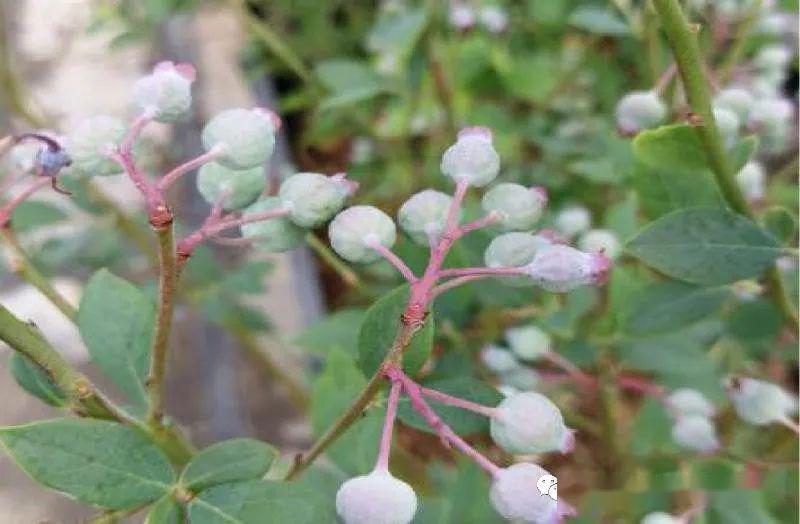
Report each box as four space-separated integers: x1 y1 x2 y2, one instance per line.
761 206 797 244
0 419 174 509
629 398 674 457
146 495 184 524
626 208 781 285
315 59 386 109
293 308 365 357
311 350 384 475
398 377 502 436
633 125 708 173
500 53 560 104
358 285 434 376
419 461 505 524
726 299 783 342
188 480 336 524
181 438 276 492
78 269 154 405
732 135 759 172
569 6 631 36
10 201 67 233
9 353 67 407
706 490 779 524
367 8 427 55
623 282 729 335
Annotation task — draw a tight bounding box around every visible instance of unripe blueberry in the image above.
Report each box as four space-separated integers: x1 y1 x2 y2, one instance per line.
525 244 610 293
279 172 355 228
748 97 793 135
481 184 547 231
335 469 417 524
66 116 127 176
397 189 453 245
713 106 740 149
484 233 553 288
735 161 766 203
202 108 277 169
671 415 720 454
713 88 754 121
479 5 508 33
490 463 567 523
240 197 305 253
329 206 397 263
615 91 667 136
449 2 476 30
481 345 520 374
665 388 716 419
132 61 195 123
500 367 541 391
727 377 798 426
578 229 622 260
36 148 72 178
641 512 679 524
505 326 550 362
754 44 792 72
196 162 265 210
440 126 500 187
490 392 574 454
554 205 591 237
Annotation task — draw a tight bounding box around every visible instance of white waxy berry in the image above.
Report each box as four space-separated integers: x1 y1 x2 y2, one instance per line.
449 2 476 30
66 116 127 176
728 377 798 426
754 44 792 72
329 206 397 263
505 325 550 362
665 388 716 419
240 197 305 253
279 172 355 228
335 469 417 524
748 97 793 134
641 512 680 524
554 205 591 237
500 368 540 391
202 108 277 169
196 162 265 211
481 345 520 374
397 189 453 245
440 126 500 187
713 106 740 149
735 161 766 203
578 229 621 260
713 88 754 121
482 183 547 232
132 61 195 123
490 463 563 524
479 5 508 33
615 91 667 136
671 415 720 454
485 233 553 288
525 244 610 293
490 392 574 454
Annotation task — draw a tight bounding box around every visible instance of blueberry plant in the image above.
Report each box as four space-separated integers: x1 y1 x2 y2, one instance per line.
0 0 798 523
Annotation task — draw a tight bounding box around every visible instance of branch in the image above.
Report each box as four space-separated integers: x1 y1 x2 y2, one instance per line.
652 0 798 332
157 147 224 191
0 226 77 321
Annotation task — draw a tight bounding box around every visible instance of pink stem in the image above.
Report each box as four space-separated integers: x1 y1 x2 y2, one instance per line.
778 416 800 436
177 207 290 257
437 266 528 278
0 177 51 227
617 375 665 398
444 179 469 234
653 63 677 94
157 147 224 191
385 365 501 477
209 235 254 247
541 351 596 389
375 379 403 471
0 171 26 195
453 212 500 238
429 275 486 300
369 242 417 283
120 111 154 153
419 386 497 418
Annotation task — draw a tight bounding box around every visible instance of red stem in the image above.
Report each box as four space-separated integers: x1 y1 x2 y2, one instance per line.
157 147 224 191
369 242 417 283
419 386 497 418
177 207 290 258
437 266 528 278
0 177 51 227
375 378 402 471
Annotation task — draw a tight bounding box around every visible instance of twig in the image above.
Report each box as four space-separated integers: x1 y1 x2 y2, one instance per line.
157 147 223 191
375 379 402 471
419 385 497 417
369 242 418 283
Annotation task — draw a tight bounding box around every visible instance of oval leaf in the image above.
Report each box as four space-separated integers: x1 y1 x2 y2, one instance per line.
623 282 730 335
78 269 154 405
9 353 68 407
358 285 434 376
146 495 184 524
626 208 781 285
398 377 502 436
188 480 336 524
0 418 174 509
181 438 276 491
